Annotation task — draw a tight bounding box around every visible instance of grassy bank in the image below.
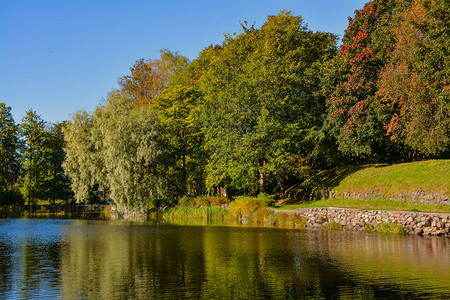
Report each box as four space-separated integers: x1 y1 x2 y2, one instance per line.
163 205 229 219
277 159 450 213
275 198 450 213
156 161 450 234
159 199 413 235
332 160 449 194
159 195 307 229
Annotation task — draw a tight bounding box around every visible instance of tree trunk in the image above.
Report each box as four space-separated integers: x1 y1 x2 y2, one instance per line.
258 158 266 194
182 154 187 194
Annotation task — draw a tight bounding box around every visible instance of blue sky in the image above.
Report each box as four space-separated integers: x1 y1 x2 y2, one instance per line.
0 0 367 124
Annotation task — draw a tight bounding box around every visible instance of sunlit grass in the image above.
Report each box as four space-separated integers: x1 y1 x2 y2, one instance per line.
375 222 408 235
31 199 68 206
163 205 229 219
274 198 450 213
333 160 449 194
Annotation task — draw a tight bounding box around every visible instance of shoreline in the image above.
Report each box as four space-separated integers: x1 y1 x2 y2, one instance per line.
1 204 449 237
272 206 450 236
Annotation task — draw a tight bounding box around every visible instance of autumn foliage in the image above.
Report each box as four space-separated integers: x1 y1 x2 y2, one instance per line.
61 4 448 208
377 0 449 155
324 0 449 159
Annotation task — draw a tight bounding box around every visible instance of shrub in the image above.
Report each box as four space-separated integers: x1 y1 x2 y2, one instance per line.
271 212 288 226
251 207 273 224
293 214 307 228
229 196 271 218
375 222 407 235
257 193 275 206
325 221 343 231
178 196 193 207
363 222 374 233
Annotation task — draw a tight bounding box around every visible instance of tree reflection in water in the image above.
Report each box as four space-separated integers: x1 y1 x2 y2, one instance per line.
0 219 448 299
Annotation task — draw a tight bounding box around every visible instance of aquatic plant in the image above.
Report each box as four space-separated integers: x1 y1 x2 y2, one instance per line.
325 221 343 231
375 222 407 235
164 205 228 219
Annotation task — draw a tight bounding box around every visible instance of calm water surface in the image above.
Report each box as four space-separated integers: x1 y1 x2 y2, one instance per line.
0 218 448 299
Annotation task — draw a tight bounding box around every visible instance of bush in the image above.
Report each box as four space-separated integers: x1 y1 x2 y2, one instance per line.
251 207 273 224
375 222 407 235
270 212 287 226
229 196 271 218
178 196 193 207
325 221 343 231
257 193 275 206
364 222 374 233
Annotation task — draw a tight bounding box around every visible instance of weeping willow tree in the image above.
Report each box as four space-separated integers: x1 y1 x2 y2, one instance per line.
63 110 106 204
94 92 166 211
63 92 166 213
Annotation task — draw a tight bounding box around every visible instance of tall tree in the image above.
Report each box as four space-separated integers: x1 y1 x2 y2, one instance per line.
200 11 337 195
0 103 21 204
118 49 189 108
324 0 449 159
153 85 206 196
64 92 167 212
63 110 106 204
43 122 72 204
93 91 165 211
19 110 49 205
323 0 397 159
377 0 450 155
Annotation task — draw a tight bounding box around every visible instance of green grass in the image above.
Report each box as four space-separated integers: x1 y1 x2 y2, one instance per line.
333 160 449 194
324 221 343 231
274 198 450 213
273 160 450 214
375 222 408 235
163 205 229 219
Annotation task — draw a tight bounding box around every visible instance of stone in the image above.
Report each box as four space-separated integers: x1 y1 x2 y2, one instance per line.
414 228 423 235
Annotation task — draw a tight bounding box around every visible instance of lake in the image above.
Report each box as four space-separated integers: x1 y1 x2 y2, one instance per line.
0 218 448 299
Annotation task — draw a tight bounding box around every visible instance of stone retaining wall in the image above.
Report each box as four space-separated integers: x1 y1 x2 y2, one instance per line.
275 207 450 236
329 190 449 206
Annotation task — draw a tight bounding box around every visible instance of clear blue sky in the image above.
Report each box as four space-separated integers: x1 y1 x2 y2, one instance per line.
0 0 367 124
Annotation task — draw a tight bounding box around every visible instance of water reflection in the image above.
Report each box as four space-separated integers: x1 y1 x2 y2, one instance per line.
0 219 66 299
0 219 448 299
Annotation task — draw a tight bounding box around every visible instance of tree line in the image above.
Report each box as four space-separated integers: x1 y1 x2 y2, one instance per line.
0 104 71 206
2 0 448 212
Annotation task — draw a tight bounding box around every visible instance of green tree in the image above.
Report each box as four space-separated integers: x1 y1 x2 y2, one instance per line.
93 91 165 212
64 92 167 212
377 0 450 155
323 0 398 159
118 49 189 108
43 122 72 204
0 103 21 204
200 11 337 195
63 110 106 204
153 85 206 196
19 110 49 205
